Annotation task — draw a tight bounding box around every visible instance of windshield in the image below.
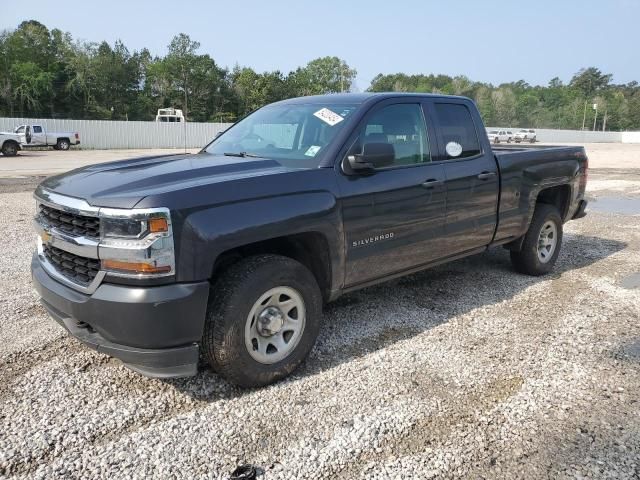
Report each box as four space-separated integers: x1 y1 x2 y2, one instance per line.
205 103 358 168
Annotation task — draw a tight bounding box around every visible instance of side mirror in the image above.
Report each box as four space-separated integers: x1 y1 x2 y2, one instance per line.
346 142 395 173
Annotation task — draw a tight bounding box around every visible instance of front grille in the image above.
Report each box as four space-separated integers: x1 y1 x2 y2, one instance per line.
39 204 100 238
43 244 100 285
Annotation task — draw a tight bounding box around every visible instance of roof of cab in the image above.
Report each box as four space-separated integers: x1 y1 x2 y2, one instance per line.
271 92 472 106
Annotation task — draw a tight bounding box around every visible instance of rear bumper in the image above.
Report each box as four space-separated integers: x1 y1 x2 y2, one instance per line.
32 255 210 378
572 199 588 219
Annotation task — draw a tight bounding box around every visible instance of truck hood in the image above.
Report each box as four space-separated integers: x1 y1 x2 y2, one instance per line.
39 153 294 209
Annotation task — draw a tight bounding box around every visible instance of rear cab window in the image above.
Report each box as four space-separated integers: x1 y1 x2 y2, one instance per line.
432 103 481 160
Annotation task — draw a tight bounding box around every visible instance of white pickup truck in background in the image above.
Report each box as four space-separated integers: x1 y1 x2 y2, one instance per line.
0 131 21 156
486 129 511 144
15 124 81 150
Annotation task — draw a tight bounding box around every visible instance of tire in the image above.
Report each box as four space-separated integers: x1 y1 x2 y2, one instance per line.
494 137 499 144
56 139 70 150
507 138 512 143
202 254 322 387
510 203 563 276
1 141 18 157
530 138 536 144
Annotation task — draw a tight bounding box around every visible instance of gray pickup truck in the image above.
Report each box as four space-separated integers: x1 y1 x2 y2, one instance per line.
31 93 588 387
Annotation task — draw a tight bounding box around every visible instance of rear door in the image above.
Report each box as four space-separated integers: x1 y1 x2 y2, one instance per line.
427 100 499 254
31 125 46 145
337 99 447 287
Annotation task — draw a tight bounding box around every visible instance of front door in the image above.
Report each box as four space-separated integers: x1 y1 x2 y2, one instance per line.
430 101 499 254
337 101 447 287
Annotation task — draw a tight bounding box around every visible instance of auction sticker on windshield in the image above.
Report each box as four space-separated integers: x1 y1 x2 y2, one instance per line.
305 145 321 156
314 108 344 126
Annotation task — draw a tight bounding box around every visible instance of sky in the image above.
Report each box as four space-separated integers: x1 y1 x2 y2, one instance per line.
2 0 639 89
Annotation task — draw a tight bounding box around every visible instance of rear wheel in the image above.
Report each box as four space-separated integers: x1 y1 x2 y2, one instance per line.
201 254 322 387
510 203 563 276
1 141 18 157
494 137 500 144
530 137 536 144
56 139 70 150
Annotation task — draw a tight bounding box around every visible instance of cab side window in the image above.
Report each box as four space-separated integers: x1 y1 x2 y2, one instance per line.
434 103 481 159
33 126 43 133
355 104 430 167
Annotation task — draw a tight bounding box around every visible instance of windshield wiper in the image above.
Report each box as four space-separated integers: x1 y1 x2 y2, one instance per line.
223 151 264 158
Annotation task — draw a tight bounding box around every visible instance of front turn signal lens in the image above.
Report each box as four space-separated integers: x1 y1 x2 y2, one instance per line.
102 259 171 275
148 217 168 233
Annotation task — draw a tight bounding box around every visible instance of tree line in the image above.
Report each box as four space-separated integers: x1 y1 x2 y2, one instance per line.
1 20 639 130
369 70 640 131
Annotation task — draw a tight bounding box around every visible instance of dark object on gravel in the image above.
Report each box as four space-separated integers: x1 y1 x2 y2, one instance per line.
229 464 258 480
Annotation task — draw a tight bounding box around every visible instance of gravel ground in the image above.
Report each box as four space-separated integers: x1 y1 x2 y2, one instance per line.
0 166 639 479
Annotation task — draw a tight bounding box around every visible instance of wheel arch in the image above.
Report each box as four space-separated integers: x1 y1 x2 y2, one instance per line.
210 232 334 303
536 184 571 221
504 183 571 252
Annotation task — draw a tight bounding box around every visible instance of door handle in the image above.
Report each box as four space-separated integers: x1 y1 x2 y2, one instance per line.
421 179 443 189
477 171 497 180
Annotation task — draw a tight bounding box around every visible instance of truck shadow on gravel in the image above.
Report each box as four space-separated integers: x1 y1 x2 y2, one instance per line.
169 233 626 400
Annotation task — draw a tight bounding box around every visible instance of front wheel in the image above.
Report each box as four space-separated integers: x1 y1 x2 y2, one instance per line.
510 204 563 276
202 254 322 387
1 141 18 156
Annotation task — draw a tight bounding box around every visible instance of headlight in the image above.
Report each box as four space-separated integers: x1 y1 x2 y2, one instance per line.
98 208 175 277
101 217 146 238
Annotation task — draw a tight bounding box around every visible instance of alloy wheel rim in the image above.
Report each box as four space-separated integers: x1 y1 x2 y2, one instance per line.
537 220 557 263
244 286 306 364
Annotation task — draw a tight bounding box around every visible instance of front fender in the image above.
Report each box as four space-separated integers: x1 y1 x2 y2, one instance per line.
176 192 343 286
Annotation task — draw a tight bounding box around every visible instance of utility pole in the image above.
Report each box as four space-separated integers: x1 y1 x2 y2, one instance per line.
581 100 587 130
602 108 608 131
592 103 598 131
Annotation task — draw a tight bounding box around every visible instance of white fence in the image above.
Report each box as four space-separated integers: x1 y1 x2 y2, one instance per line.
621 132 640 144
0 117 232 149
1 117 639 149
486 127 628 144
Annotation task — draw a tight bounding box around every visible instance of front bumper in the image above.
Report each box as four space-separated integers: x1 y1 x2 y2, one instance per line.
32 255 210 378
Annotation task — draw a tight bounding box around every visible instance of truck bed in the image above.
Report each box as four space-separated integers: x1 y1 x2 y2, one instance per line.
490 143 588 245
492 144 586 171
